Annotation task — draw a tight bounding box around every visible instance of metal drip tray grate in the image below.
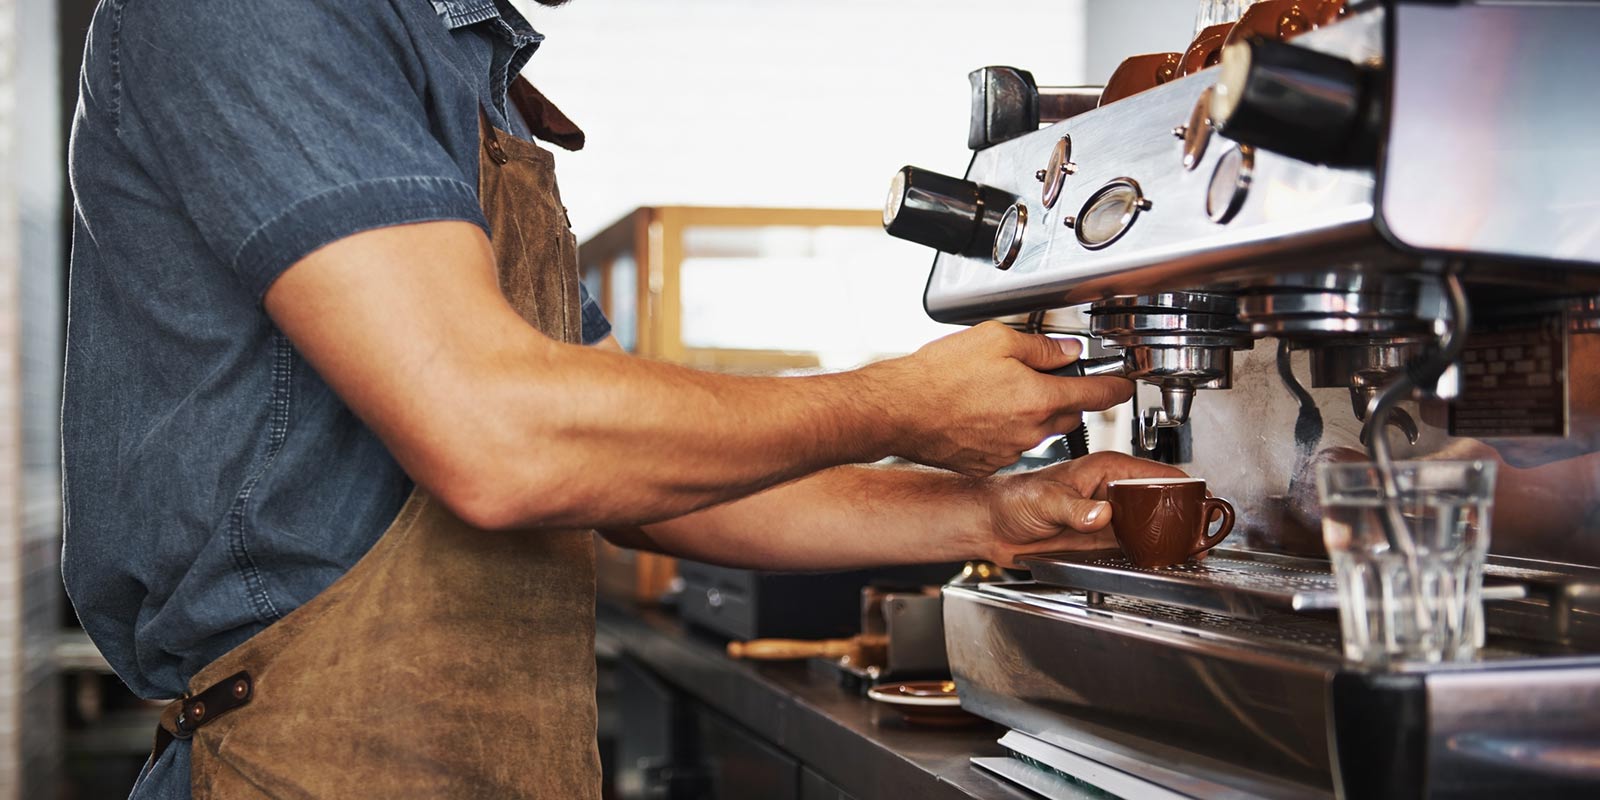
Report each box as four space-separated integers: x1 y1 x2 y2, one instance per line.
1097 595 1345 655
973 582 1559 663
1021 549 1530 620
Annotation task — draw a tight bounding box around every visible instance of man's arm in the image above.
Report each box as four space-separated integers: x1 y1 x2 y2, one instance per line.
604 452 1189 570
265 221 1133 531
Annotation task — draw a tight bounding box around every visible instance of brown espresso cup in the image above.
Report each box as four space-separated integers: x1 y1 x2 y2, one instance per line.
1107 478 1236 568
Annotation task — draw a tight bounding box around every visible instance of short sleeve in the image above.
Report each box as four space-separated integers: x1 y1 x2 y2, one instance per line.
114 0 487 297
578 283 612 346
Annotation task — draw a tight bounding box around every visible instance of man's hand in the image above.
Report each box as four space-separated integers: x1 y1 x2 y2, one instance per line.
982 452 1189 567
862 322 1134 476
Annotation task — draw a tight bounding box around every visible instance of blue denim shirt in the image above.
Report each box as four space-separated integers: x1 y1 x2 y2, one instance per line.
63 1 607 795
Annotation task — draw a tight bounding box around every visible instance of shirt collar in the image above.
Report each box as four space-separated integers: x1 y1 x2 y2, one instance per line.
431 0 499 29
431 0 544 43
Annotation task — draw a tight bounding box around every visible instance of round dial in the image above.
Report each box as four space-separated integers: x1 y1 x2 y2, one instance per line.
1206 144 1254 224
1182 87 1215 171
992 203 1027 270
1071 179 1150 250
1040 135 1076 209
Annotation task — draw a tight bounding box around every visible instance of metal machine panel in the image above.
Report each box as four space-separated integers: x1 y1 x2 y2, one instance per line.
1378 2 1600 266
923 17 1386 323
943 583 1336 798
1424 667 1600 798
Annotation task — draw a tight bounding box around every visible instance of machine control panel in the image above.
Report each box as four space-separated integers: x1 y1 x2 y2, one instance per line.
884 11 1385 324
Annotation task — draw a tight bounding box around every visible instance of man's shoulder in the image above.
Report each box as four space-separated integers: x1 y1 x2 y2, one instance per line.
116 0 425 66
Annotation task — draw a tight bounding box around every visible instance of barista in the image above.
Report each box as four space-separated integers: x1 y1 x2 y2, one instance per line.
61 1 1183 797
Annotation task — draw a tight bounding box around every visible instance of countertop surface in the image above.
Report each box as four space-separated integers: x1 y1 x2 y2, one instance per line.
598 603 1098 800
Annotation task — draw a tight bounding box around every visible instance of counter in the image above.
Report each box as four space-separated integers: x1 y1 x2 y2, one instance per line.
597 603 1097 800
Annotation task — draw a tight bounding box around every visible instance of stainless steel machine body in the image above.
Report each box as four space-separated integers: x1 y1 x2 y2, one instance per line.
881 1 1600 797
946 580 1600 800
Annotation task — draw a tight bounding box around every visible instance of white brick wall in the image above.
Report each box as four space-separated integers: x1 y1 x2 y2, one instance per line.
514 0 1089 240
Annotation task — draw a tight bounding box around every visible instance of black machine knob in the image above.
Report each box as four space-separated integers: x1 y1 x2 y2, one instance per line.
1208 37 1372 166
882 166 1011 256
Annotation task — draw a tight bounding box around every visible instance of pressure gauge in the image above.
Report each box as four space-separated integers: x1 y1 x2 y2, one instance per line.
1065 178 1151 250
1207 144 1254 224
1180 87 1215 171
1036 135 1077 209
992 203 1027 270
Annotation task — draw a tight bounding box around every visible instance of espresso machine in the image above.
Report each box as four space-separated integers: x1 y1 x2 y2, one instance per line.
882 1 1600 797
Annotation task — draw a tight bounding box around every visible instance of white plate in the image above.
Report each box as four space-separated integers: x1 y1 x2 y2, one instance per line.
867 682 962 708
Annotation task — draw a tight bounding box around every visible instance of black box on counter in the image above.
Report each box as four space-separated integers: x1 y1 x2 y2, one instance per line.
676 560 961 641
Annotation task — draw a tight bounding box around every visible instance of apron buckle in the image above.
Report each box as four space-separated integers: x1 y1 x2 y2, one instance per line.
153 671 255 760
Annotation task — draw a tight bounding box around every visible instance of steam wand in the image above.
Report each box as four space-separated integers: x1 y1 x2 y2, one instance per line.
1361 268 1468 627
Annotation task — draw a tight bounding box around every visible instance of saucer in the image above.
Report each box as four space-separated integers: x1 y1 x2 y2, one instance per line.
867 681 977 727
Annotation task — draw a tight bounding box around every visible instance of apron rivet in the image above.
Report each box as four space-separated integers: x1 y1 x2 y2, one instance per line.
190 701 207 720
233 679 250 699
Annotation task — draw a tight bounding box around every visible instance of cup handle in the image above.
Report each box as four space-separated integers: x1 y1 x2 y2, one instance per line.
1191 497 1236 556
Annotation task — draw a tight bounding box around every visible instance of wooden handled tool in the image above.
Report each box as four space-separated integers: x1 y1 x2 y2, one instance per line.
726 634 886 662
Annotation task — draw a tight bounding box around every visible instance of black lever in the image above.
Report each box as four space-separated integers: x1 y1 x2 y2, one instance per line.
1038 355 1130 462
1048 354 1132 379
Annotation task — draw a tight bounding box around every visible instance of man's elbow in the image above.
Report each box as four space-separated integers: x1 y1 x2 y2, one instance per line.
430 465 589 533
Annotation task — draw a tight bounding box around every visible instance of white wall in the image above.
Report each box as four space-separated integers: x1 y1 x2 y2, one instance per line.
1084 0 1198 83
514 0 1088 241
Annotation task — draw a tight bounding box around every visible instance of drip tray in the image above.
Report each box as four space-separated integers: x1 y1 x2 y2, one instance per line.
1020 549 1530 620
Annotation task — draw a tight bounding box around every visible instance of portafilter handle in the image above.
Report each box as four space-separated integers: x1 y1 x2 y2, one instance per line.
1048 354 1133 379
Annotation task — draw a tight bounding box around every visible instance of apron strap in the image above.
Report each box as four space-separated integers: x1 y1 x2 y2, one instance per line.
480 106 511 165
151 671 255 762
508 77 585 152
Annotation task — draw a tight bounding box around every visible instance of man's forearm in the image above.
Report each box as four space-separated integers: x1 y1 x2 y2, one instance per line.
607 464 992 571
470 340 903 529
607 451 1183 572
265 221 1130 532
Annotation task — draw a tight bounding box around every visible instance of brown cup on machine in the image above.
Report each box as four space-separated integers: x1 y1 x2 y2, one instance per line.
1223 0 1315 50
1099 52 1182 106
1179 22 1235 76
1107 478 1235 568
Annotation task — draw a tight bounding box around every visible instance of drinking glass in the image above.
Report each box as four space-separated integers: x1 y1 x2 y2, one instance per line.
1316 460 1496 666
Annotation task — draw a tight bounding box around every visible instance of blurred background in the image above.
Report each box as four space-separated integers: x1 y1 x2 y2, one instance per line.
0 1 1191 797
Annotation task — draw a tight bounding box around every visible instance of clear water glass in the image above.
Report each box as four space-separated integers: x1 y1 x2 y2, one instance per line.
1316 460 1496 666
1193 0 1266 37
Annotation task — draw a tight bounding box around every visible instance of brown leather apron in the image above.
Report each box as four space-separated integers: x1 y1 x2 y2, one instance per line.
153 81 600 799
